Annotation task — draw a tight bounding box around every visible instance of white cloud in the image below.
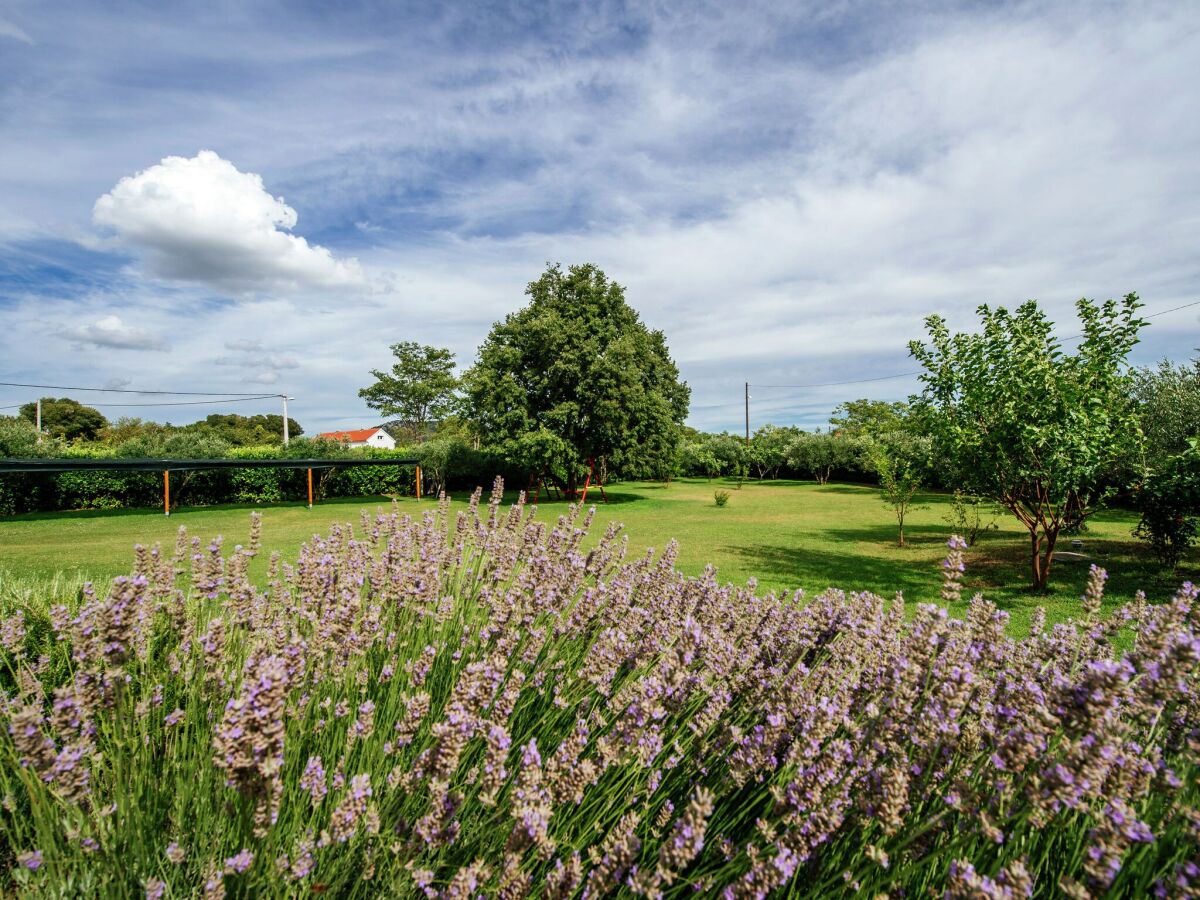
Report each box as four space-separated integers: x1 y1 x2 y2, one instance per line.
0 17 32 44
58 315 169 351
224 338 263 352
92 151 364 292
2 3 1199 434
215 353 300 371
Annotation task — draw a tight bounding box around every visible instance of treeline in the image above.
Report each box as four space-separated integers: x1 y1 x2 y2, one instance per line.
14 400 303 446
676 399 923 485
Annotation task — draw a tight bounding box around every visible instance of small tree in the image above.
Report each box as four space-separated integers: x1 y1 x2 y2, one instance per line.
943 489 998 546
787 431 865 485
359 342 459 440
868 436 927 546
748 424 798 479
910 295 1146 590
1134 438 1200 569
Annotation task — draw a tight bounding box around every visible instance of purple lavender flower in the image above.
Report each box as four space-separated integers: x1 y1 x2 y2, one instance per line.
225 848 254 874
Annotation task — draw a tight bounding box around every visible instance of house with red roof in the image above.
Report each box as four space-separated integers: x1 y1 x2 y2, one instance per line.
316 427 396 449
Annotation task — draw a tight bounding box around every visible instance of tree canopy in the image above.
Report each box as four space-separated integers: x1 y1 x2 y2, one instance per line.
1130 356 1200 472
359 342 459 439
19 397 107 442
909 294 1145 589
463 263 690 494
829 399 911 440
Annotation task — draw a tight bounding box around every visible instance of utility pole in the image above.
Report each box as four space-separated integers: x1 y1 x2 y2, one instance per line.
281 395 294 446
744 382 750 446
35 398 42 443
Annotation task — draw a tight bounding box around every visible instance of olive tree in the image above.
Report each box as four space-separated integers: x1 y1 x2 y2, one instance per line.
909 294 1145 590
786 431 865 485
748 424 799 479
1129 356 1200 472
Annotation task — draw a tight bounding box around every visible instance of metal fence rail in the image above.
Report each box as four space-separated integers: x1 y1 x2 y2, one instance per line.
0 457 423 513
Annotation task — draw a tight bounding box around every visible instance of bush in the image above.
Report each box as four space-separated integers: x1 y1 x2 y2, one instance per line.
713 489 730 507
0 494 1197 895
943 489 998 546
1134 439 1200 568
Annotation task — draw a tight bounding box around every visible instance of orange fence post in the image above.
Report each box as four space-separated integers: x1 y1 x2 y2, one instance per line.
415 465 422 500
163 470 170 516
307 467 313 508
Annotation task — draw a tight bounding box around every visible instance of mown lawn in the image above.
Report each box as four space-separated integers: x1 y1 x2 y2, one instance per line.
0 477 1195 633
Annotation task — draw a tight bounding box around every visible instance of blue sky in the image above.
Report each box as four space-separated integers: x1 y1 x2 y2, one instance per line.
1 0 1198 433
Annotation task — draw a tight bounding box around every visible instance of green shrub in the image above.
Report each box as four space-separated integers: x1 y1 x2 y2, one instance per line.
1135 438 1200 568
713 489 730 507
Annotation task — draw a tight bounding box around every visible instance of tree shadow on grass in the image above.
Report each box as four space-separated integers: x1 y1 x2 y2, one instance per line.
498 489 647 507
0 496 404 524
719 542 945 602
968 536 1200 602
820 523 952 547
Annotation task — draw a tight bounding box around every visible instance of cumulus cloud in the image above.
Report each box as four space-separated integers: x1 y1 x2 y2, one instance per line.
92 151 364 292
58 315 169 351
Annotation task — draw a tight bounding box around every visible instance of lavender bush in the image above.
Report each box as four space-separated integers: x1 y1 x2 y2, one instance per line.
1 480 1198 897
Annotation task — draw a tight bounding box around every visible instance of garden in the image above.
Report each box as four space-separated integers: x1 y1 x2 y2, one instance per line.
2 267 1199 896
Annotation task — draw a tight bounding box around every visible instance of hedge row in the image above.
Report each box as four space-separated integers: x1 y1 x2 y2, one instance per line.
0 444 512 515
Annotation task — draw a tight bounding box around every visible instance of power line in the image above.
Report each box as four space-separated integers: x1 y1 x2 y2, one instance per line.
754 372 917 390
0 381 280 396
1140 298 1200 321
2 396 280 410
82 396 281 408
749 298 1200 392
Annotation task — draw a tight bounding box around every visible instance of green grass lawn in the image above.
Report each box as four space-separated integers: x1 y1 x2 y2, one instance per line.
1 477 1195 633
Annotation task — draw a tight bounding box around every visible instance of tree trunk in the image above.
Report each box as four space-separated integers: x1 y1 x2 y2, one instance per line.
1030 529 1044 590
898 516 905 547
1039 528 1059 589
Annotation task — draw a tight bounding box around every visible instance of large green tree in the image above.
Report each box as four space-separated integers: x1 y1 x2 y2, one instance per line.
19 397 107 442
464 263 690 495
359 342 459 438
909 294 1145 590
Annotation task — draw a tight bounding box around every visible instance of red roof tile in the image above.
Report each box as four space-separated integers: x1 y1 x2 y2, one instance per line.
317 427 384 443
